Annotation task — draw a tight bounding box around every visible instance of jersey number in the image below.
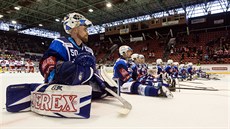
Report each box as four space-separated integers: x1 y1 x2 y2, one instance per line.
70 49 78 56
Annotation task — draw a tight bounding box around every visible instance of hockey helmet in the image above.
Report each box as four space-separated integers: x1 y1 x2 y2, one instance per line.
131 53 139 61
156 59 163 65
119 45 132 56
187 62 193 66
179 64 185 69
167 59 173 65
173 62 179 66
138 54 145 59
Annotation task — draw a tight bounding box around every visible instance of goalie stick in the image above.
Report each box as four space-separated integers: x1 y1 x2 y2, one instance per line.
96 66 132 115
100 66 121 96
104 86 132 114
100 66 117 87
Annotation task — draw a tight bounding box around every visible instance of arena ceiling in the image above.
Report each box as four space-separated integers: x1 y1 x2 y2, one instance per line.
0 0 217 34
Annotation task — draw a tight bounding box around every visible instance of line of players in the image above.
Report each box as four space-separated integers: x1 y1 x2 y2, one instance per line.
113 45 174 98
113 45 210 98
156 58 210 81
0 59 35 73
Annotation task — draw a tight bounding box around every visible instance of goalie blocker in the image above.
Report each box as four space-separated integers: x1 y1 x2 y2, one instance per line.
6 83 92 118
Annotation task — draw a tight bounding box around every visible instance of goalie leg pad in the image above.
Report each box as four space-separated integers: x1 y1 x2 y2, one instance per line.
31 84 92 119
6 83 93 119
6 83 41 112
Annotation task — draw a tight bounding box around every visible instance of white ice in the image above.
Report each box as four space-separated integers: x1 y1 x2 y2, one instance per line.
0 72 229 129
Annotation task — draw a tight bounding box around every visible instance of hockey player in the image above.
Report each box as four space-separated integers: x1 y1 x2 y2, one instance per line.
113 45 134 86
172 62 179 78
15 59 23 73
25 60 35 73
1 59 6 73
156 59 164 75
9 59 16 73
129 53 139 80
25 60 30 73
138 54 148 77
195 66 210 79
164 59 173 76
39 12 116 99
186 63 195 80
178 64 187 80
113 45 173 98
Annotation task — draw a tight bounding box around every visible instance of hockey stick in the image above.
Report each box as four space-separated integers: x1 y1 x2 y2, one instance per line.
183 81 204 84
209 77 221 80
169 87 219 91
179 84 216 90
177 83 229 91
96 68 132 115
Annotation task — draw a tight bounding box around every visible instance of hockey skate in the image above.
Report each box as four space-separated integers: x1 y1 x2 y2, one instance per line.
159 86 174 98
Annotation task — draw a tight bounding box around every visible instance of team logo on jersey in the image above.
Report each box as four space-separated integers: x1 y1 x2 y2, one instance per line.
78 72 83 81
63 42 73 48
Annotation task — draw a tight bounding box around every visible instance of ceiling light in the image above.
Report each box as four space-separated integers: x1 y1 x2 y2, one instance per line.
11 20 17 24
14 6 21 10
55 19 60 22
106 2 112 8
0 14 3 18
89 9 93 12
39 24 43 26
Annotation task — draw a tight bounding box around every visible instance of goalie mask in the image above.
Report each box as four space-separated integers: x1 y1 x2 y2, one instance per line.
63 12 92 34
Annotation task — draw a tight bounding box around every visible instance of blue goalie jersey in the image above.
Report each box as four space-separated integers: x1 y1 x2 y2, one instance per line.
39 37 94 82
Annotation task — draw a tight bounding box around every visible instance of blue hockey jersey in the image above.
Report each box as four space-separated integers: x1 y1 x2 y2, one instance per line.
113 58 133 86
157 65 164 75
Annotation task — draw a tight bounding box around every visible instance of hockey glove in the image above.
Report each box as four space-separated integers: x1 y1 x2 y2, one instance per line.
74 52 96 68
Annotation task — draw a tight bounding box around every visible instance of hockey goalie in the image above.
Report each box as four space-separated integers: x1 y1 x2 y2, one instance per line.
5 12 118 118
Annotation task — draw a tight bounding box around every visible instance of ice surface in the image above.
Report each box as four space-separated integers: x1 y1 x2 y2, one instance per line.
0 72 229 129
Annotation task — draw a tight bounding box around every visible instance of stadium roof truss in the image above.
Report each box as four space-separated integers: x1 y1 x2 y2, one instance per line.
0 0 228 35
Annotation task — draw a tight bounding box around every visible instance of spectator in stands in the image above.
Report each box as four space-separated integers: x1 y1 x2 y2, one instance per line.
224 49 229 58
204 53 209 62
181 52 184 62
195 34 200 43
